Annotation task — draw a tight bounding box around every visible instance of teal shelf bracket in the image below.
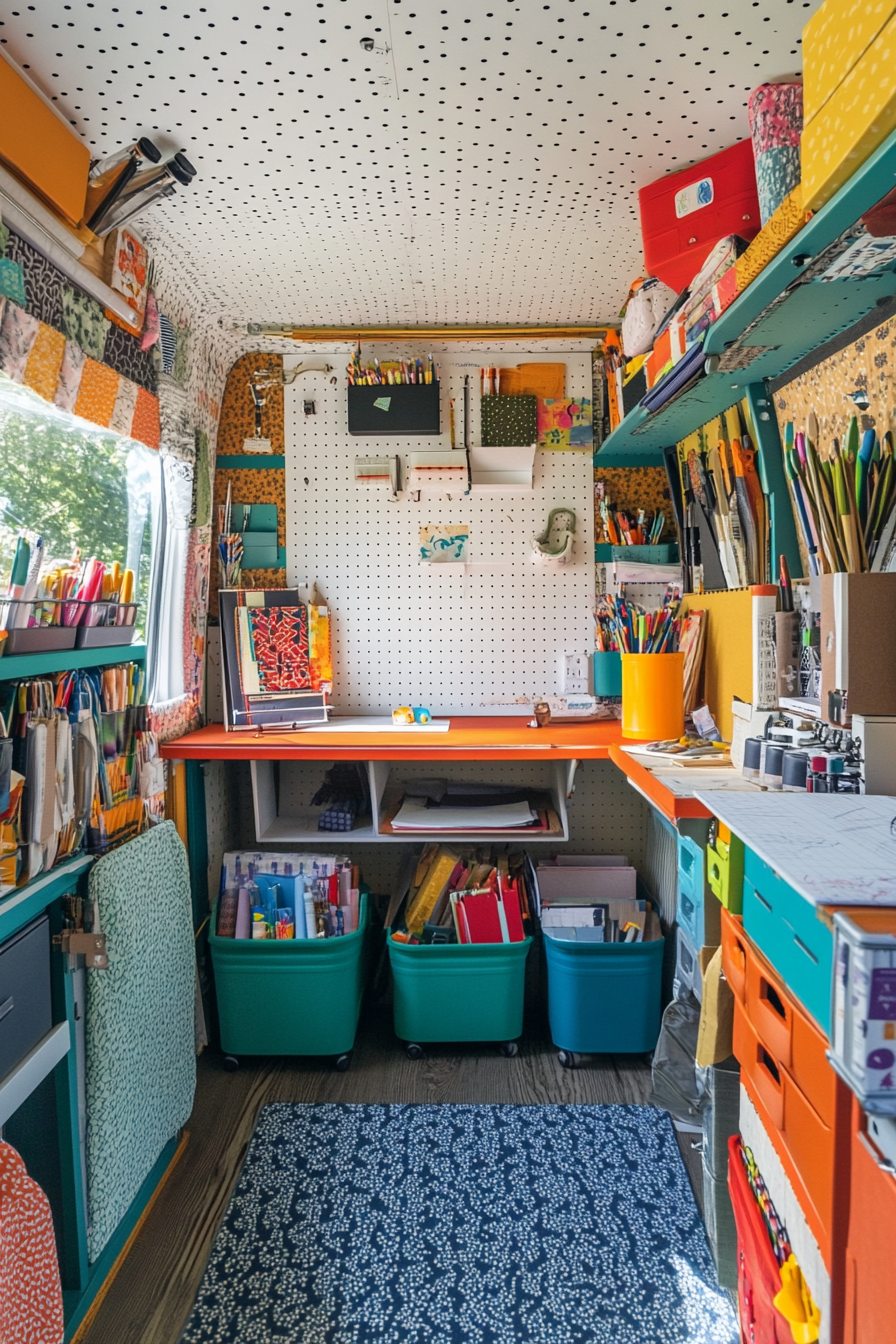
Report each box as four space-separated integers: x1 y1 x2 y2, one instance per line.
744 383 803 581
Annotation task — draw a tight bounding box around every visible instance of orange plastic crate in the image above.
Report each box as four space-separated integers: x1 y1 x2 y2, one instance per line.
733 995 851 1275
721 907 747 1004
845 1097 896 1344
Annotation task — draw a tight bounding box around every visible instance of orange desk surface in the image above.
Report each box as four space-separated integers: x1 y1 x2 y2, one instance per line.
608 745 714 823
162 722 718 821
160 718 624 763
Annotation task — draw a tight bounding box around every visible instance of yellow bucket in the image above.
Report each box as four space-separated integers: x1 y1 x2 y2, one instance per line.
621 652 685 741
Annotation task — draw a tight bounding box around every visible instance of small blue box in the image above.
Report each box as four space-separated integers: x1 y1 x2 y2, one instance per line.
677 833 721 949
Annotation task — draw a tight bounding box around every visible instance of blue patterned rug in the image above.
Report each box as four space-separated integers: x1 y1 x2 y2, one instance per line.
180 1103 737 1344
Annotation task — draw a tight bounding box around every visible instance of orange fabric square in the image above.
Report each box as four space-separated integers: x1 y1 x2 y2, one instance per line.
22 323 66 403
130 385 161 450
73 356 119 428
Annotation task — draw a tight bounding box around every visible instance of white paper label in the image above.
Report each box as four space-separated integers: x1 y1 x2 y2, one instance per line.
675 177 714 218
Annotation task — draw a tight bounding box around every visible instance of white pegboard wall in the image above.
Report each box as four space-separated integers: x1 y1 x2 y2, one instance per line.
286 349 594 714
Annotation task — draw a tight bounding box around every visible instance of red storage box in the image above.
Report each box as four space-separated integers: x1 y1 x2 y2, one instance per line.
728 1135 792 1344
639 140 761 294
845 1098 896 1344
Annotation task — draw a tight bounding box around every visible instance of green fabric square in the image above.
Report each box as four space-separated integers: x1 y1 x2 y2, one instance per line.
0 258 26 306
480 394 537 447
61 285 110 359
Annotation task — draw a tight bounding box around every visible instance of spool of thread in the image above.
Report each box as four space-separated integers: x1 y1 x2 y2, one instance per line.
742 737 763 781
782 750 809 793
761 743 785 790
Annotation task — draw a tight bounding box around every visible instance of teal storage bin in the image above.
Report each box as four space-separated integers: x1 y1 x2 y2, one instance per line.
544 930 664 1060
387 932 531 1053
210 891 370 1065
742 849 832 1035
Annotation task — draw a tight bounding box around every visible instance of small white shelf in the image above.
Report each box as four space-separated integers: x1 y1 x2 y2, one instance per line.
469 443 537 493
250 758 570 843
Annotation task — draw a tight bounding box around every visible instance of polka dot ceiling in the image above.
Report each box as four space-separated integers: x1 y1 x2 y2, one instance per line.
0 0 819 326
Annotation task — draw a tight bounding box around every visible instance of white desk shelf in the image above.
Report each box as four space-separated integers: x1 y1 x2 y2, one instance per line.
251 757 571 843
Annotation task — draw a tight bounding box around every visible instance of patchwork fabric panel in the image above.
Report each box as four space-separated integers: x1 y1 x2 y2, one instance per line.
85 822 196 1263
181 1103 737 1344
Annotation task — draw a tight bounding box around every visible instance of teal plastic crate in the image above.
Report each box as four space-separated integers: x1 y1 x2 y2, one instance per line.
210 891 370 1060
677 833 721 949
544 930 664 1056
594 543 680 563
387 932 531 1046
742 850 833 1035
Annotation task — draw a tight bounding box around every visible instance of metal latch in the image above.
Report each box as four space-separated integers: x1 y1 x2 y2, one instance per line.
53 930 109 969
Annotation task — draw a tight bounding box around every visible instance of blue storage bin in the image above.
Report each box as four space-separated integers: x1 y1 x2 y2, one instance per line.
673 925 704 1002
544 930 664 1055
677 833 721 949
742 849 833 1036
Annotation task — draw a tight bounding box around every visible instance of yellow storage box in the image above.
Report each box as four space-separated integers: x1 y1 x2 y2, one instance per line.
802 0 896 123
0 54 90 226
801 1 896 211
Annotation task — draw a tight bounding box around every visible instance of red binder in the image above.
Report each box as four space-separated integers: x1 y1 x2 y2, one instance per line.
501 883 526 943
460 891 503 944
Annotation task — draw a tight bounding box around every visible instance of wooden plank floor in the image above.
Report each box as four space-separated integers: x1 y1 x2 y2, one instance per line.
79 1000 705 1344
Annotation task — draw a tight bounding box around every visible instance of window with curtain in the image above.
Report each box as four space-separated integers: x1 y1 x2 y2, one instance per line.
0 372 168 674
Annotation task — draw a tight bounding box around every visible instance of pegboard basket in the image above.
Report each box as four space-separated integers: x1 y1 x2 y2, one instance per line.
348 383 441 436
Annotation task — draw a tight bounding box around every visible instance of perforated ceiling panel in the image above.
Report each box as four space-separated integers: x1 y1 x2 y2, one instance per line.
0 1 819 325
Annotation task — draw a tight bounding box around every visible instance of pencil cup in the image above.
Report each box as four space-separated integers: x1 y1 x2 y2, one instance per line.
592 650 622 698
621 652 685 741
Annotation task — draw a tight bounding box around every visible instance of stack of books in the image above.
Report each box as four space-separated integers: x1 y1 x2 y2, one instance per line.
387 844 536 945
536 855 661 943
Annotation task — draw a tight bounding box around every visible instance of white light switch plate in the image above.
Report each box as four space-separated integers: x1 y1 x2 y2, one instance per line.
560 652 590 694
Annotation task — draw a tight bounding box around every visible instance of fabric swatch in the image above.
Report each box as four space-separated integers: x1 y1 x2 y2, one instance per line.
61 285 110 360
73 356 120 428
538 396 594 449
0 258 26 307
22 323 66 403
481 393 537 447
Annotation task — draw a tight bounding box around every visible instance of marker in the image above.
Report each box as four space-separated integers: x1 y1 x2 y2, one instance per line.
778 554 794 612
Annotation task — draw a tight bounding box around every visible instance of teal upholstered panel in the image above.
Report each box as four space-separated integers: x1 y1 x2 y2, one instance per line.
85 821 195 1262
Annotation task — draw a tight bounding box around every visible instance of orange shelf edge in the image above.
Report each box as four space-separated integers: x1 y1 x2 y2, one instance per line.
159 717 623 762
608 744 714 822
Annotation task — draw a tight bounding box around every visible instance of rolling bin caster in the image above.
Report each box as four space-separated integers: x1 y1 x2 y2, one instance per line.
223 1055 240 1072
558 1050 583 1070
334 1053 352 1073
500 1041 519 1058
406 1043 425 1061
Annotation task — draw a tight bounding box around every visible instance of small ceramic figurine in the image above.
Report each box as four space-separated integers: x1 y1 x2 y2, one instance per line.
533 700 552 728
392 706 415 725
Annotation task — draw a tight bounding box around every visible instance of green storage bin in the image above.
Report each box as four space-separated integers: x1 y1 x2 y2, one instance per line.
387 931 531 1048
210 891 370 1060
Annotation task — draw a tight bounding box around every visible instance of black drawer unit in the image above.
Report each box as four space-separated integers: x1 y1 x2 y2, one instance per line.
0 914 52 1081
